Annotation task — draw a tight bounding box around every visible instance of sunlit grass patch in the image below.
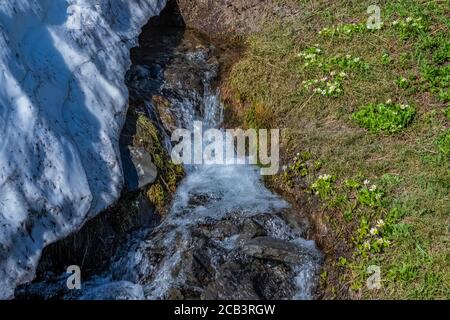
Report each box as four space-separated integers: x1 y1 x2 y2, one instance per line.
319 22 378 37
392 16 428 39
224 0 450 299
351 102 416 134
436 129 450 157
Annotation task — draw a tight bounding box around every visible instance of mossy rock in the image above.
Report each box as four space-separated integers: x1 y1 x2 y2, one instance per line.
147 183 166 214
134 113 184 213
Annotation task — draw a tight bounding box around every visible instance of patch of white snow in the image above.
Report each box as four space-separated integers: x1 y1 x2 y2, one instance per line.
0 0 167 299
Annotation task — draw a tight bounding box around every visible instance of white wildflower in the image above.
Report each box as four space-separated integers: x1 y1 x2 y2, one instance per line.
370 227 379 236
376 219 385 228
363 241 371 250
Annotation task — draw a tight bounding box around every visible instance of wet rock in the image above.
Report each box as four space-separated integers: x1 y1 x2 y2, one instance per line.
202 261 261 300
123 147 158 191
188 193 222 207
79 281 145 300
166 288 185 300
242 236 304 264
151 95 178 133
106 210 322 300
238 218 267 240
251 262 297 300
202 257 297 300
126 64 163 97
129 27 220 128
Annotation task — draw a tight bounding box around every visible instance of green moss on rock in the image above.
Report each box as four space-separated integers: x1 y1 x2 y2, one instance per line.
135 114 184 214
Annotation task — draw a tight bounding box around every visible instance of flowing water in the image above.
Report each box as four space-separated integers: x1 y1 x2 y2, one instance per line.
17 27 323 300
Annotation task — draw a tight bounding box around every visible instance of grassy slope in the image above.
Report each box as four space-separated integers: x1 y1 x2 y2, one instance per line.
223 0 449 299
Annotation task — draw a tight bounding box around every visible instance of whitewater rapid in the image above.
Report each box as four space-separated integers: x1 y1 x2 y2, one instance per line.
13 18 323 301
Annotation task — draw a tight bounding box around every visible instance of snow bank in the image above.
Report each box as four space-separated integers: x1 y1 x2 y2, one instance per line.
0 0 166 299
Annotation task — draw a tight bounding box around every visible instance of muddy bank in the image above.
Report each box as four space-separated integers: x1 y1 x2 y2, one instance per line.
175 0 301 36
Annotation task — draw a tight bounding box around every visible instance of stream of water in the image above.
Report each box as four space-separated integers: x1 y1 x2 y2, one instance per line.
18 27 323 300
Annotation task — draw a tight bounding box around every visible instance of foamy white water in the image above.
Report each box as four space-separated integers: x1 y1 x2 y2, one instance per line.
18 27 323 300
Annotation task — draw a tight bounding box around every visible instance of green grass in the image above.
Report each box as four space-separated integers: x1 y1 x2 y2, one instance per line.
351 102 416 134
224 0 450 299
437 129 450 157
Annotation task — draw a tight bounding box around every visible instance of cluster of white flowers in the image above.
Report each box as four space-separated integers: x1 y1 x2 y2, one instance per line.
369 218 386 237
376 238 391 246
299 47 367 72
340 54 362 63
302 71 346 97
383 100 412 111
319 23 367 36
298 47 324 68
363 237 390 252
362 218 391 252
311 173 333 196
392 16 425 29
318 174 332 181
333 54 370 70
400 104 410 110
369 184 377 192
313 81 342 96
370 227 379 236
330 71 348 78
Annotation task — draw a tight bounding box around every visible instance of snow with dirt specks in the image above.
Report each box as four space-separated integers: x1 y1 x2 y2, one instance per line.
0 0 166 299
